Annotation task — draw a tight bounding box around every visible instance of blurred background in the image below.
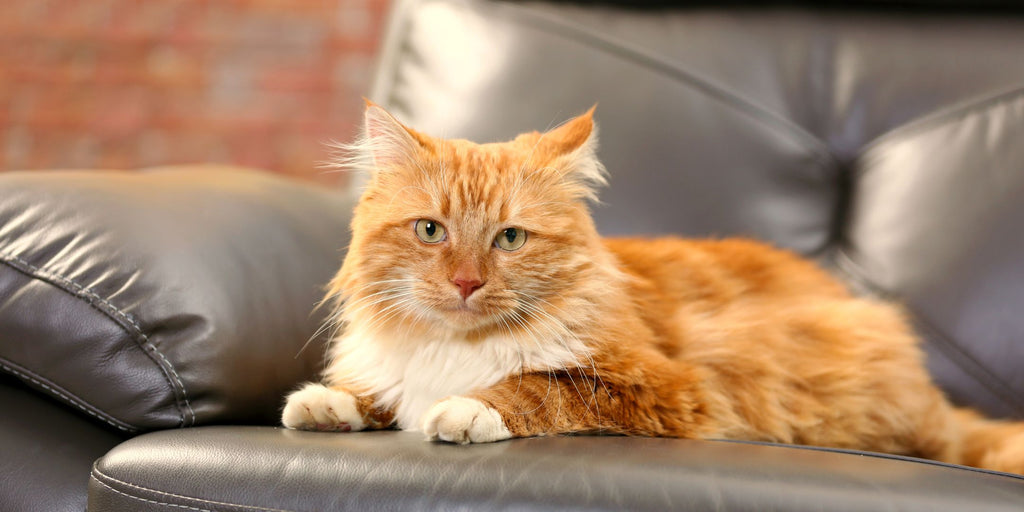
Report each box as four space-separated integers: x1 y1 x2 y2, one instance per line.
0 0 391 185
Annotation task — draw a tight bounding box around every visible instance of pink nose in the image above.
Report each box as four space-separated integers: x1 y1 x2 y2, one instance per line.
453 278 484 300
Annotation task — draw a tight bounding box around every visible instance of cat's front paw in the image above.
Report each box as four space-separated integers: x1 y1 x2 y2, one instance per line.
282 383 365 432
422 396 511 444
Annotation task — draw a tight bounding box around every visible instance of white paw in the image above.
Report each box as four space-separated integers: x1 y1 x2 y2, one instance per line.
282 383 365 432
421 396 511 444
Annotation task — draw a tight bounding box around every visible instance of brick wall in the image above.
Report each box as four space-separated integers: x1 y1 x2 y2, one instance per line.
0 0 391 185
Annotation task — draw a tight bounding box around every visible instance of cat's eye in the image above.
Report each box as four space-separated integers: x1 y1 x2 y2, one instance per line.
495 227 527 251
414 219 447 243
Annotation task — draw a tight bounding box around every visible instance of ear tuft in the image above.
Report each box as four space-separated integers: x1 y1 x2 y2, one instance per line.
323 102 428 175
544 106 607 202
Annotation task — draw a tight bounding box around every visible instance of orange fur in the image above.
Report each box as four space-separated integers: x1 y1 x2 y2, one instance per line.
289 103 1024 475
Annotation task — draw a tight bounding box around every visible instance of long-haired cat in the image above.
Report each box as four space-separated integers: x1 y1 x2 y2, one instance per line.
283 101 1024 474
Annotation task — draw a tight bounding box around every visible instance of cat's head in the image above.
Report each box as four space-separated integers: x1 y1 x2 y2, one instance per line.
329 102 614 338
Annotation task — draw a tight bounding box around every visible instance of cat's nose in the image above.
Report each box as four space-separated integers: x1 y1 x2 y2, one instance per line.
453 278 484 300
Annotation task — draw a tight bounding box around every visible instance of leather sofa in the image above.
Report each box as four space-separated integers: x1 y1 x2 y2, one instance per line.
3 0 1024 510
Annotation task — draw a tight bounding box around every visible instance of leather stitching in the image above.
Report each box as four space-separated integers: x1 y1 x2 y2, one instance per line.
91 466 297 512
0 250 196 427
92 477 214 512
0 358 137 432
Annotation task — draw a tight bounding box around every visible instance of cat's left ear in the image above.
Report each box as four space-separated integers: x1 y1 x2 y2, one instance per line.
360 99 435 172
542 105 607 201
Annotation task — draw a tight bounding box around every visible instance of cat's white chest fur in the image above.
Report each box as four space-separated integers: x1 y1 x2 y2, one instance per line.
326 325 586 430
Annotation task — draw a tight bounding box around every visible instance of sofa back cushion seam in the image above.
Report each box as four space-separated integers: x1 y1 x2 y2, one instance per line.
0 249 195 427
0 357 138 433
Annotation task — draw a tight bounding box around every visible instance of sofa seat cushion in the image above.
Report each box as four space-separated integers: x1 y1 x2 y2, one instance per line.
88 427 1024 512
0 167 352 432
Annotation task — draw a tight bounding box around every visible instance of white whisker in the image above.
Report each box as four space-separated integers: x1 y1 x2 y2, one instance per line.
513 293 607 426
295 278 419 359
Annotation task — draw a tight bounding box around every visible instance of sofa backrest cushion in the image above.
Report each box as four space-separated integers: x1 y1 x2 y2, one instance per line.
372 0 1024 418
0 167 350 432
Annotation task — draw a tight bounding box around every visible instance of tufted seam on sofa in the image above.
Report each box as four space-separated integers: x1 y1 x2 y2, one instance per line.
376 0 839 175
0 250 197 427
0 357 137 433
91 465 297 512
855 84 1024 167
912 315 1024 416
831 248 1024 415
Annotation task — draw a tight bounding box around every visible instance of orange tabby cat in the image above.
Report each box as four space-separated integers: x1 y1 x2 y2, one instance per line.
283 101 1024 474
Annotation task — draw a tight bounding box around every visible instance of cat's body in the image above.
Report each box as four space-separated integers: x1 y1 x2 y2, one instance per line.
283 103 1024 474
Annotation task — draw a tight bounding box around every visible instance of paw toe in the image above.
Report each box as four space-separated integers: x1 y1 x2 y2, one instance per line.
282 383 364 432
422 396 511 444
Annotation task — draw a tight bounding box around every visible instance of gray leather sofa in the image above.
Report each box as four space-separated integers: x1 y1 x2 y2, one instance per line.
2 0 1024 510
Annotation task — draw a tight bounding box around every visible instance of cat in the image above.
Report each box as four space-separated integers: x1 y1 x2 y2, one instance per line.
282 101 1024 475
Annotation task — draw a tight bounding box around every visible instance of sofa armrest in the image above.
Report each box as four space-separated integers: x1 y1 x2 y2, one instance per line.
88 427 1024 512
0 166 353 431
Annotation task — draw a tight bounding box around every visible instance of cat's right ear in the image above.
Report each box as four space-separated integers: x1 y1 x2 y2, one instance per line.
360 100 433 172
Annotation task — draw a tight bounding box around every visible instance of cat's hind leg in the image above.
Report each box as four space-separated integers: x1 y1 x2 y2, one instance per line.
282 383 393 432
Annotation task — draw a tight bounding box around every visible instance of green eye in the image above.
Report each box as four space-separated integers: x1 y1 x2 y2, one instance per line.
495 227 527 251
415 219 446 243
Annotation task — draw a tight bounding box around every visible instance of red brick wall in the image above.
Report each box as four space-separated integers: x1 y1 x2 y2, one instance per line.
0 0 391 185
